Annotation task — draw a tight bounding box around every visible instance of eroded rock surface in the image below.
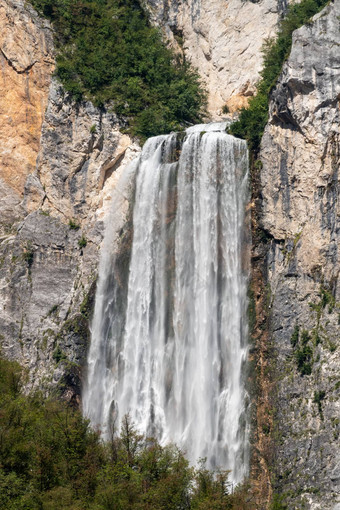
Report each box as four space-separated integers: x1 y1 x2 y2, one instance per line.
260 2 340 507
0 0 54 223
143 0 283 117
0 81 139 396
0 2 139 397
0 0 339 505
25 79 139 225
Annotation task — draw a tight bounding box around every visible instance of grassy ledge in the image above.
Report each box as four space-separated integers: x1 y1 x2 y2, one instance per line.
29 0 207 140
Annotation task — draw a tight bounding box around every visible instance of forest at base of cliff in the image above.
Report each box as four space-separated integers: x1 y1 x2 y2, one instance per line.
0 357 256 510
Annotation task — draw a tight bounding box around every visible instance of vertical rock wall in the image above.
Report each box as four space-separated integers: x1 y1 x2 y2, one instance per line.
0 0 54 223
143 0 283 116
0 1 139 399
0 0 339 506
260 2 340 508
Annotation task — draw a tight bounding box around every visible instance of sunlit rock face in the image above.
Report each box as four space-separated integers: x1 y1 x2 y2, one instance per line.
260 2 340 508
0 0 54 223
0 2 140 398
0 0 339 506
143 0 283 117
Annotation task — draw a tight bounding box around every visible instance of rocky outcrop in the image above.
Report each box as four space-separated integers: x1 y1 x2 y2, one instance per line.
0 0 54 224
260 2 340 507
25 79 139 224
143 0 283 117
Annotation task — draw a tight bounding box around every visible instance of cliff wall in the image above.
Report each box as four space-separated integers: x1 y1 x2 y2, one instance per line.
0 0 53 223
143 0 285 116
260 2 340 507
0 0 139 398
0 0 339 507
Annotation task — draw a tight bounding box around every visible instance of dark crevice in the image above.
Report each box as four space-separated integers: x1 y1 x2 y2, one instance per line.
0 48 37 74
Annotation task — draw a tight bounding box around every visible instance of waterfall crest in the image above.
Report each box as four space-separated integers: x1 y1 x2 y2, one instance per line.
83 123 250 483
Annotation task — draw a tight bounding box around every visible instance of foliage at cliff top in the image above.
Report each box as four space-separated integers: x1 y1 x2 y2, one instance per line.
0 356 253 509
29 0 206 140
229 0 329 155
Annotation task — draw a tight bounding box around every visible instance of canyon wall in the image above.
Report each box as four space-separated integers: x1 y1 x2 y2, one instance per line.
0 0 53 223
260 2 340 508
0 0 139 399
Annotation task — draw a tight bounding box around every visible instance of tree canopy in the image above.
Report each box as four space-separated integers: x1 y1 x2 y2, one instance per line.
29 0 207 140
0 356 252 509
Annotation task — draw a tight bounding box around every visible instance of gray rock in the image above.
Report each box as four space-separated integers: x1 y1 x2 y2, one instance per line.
260 2 340 507
143 0 284 116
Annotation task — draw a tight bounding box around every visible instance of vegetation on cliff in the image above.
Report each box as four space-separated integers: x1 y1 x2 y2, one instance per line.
229 0 329 155
0 357 253 509
28 0 206 140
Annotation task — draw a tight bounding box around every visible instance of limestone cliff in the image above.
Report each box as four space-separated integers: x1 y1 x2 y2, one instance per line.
260 2 340 507
0 0 339 507
143 0 284 116
0 0 139 399
0 0 53 223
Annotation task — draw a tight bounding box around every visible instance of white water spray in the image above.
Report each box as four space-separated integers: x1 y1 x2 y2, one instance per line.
83 124 250 483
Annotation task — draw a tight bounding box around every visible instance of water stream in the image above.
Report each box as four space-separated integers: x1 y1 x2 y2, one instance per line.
83 123 250 483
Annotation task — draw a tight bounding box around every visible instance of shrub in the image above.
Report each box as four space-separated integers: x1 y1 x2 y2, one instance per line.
0 356 253 509
68 219 80 230
313 390 326 418
271 493 288 509
28 0 206 140
295 344 313 375
52 344 66 364
290 325 299 348
290 328 314 376
222 104 230 114
78 236 87 248
23 242 34 267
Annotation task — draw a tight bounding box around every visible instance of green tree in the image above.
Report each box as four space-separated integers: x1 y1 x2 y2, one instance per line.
29 0 206 140
0 356 252 508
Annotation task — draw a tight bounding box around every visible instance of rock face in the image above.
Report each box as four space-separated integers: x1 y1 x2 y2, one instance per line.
0 1 139 398
260 2 340 507
0 79 139 398
143 0 283 116
25 79 139 224
0 0 54 223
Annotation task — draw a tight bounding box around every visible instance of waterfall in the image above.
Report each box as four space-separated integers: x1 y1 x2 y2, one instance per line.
83 123 250 483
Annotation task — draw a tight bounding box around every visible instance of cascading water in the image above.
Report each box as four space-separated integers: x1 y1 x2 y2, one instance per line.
83 123 250 483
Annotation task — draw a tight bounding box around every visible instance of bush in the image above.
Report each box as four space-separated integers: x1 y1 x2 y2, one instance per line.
290 325 299 348
29 0 206 140
271 493 288 509
23 242 34 267
78 236 87 248
52 344 66 364
222 104 230 114
313 390 326 418
68 219 80 230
